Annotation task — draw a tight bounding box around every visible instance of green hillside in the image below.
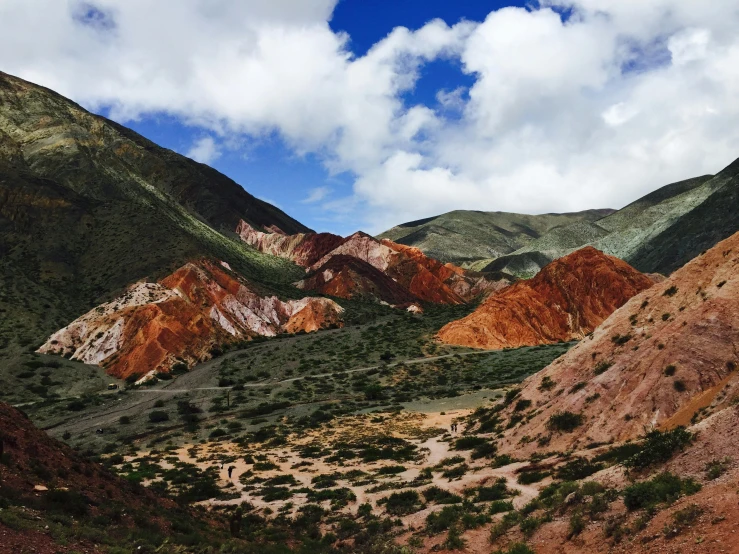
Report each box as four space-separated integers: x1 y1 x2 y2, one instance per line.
0 72 306 402
487 170 737 277
377 209 614 264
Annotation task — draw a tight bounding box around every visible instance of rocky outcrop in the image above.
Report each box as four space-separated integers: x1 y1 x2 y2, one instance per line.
437 247 655 349
296 254 418 306
495 232 739 456
38 260 343 379
236 220 343 268
237 221 510 306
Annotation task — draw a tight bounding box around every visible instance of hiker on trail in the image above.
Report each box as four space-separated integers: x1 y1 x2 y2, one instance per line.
228 466 235 479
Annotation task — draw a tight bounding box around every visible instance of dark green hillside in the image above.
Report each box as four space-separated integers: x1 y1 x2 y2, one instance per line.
628 162 739 274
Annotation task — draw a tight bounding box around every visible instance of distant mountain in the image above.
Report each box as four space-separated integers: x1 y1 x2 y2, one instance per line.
237 221 510 307
377 209 615 265
437 247 655 349
488 168 739 277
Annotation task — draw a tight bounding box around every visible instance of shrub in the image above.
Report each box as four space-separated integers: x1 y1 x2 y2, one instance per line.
538 376 555 391
673 380 686 392
376 465 406 475
423 486 462 504
514 399 532 412
517 471 549 485
556 457 604 481
547 411 584 433
705 457 732 480
443 464 469 480
623 428 693 470
148 410 169 423
664 503 703 537
611 334 632 346
67 400 86 412
664 365 676 376
567 511 586 539
488 500 514 514
476 478 511 501
623 472 700 510
453 436 487 450
594 361 613 375
119 416 131 425
663 286 678 297
471 442 497 460
492 543 535 554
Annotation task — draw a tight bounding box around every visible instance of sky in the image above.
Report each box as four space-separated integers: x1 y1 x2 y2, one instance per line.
1 1 739 235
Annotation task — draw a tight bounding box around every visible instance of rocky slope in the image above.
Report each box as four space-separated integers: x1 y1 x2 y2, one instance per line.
495 231 739 457
38 260 343 379
0 71 308 385
488 167 739 277
238 221 509 306
377 209 614 265
437 247 655 349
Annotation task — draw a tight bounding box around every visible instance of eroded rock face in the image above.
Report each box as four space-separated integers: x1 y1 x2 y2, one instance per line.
494 232 739 456
38 260 343 379
296 254 418 306
437 246 655 349
237 221 509 305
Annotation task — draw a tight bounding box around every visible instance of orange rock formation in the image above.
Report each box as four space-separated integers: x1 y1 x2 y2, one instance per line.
38 260 343 379
237 221 508 306
437 246 655 349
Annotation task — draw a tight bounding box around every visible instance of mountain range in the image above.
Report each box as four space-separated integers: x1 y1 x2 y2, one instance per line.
381 168 739 279
377 209 614 267
2 70 739 554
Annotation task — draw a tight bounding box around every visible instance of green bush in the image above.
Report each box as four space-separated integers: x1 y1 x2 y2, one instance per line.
547 411 583 432
517 471 549 485
623 472 700 510
380 490 422 516
623 428 693 470
423 486 462 504
492 543 535 554
555 457 604 481
453 436 487 450
148 410 169 423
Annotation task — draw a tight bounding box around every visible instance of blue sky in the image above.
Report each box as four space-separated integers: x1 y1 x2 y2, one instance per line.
119 0 528 234
3 0 737 236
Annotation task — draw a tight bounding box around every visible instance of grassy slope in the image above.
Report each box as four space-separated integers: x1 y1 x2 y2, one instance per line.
377 209 614 264
486 172 735 277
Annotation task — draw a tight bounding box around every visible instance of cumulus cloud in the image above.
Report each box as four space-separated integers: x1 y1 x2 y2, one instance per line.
1 0 739 233
186 136 221 164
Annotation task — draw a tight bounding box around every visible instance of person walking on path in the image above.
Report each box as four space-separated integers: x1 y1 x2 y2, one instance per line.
228 465 235 479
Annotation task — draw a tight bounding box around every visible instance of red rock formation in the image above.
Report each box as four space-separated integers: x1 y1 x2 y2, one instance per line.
38 260 344 379
437 247 655 349
236 220 344 268
237 221 508 305
296 254 419 306
494 232 739 456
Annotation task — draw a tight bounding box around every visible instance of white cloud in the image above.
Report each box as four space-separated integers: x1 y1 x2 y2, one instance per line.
1 1 739 234
186 136 221 164
302 186 330 203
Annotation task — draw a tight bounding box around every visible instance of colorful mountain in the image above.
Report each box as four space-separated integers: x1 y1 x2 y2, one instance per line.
437 247 655 349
